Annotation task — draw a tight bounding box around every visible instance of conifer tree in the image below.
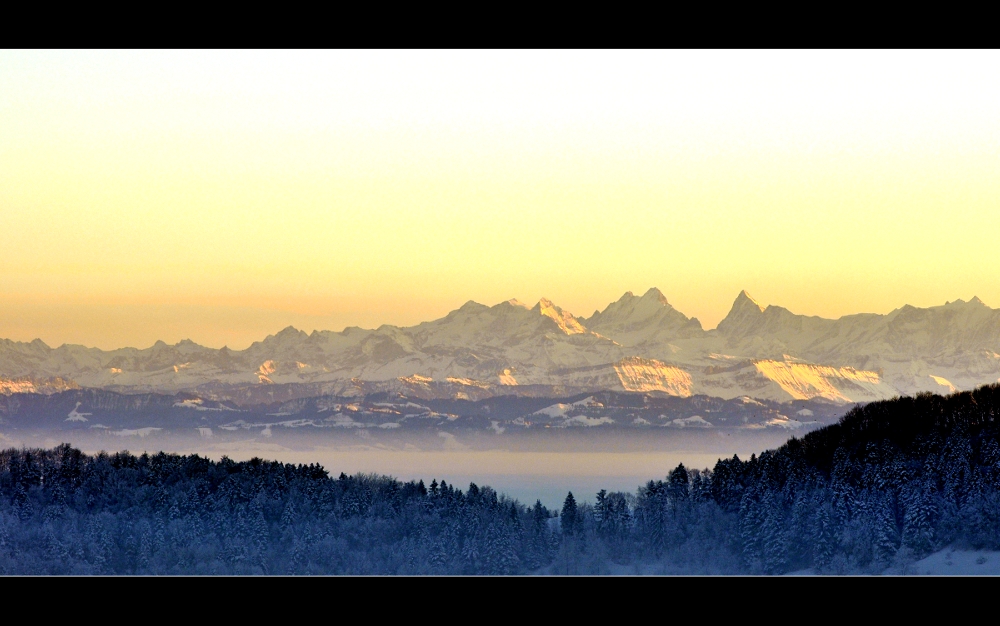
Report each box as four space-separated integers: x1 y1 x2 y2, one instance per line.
561 492 578 536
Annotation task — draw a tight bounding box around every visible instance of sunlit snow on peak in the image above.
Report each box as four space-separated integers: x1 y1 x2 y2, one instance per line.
535 298 586 335
737 290 765 312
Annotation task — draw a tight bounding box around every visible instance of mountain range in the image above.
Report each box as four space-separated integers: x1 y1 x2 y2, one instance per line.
3 289 999 404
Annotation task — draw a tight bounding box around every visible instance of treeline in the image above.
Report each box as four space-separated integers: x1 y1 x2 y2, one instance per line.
4 384 1000 574
0 446 557 574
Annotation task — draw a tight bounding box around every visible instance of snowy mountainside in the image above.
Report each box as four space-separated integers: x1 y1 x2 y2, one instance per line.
713 292 1000 398
1 289 999 403
0 388 848 436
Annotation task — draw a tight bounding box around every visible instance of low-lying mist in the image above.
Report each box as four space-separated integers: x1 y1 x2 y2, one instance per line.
1 428 796 508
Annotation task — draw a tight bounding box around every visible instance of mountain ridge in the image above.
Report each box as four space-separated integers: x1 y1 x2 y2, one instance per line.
2 290 999 404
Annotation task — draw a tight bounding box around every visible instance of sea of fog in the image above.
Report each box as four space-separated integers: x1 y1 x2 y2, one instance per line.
2 429 798 509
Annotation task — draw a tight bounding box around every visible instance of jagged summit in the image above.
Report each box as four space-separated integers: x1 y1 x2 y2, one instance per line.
945 297 988 308
257 326 310 346
716 290 768 336
3 289 1000 403
736 290 765 312
641 287 670 306
584 287 702 341
533 298 586 335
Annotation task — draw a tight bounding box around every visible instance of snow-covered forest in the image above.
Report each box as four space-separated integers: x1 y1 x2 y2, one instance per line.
3 383 1000 575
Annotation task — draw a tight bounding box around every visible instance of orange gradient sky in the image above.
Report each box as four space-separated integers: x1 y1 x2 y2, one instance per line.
2 50 1000 349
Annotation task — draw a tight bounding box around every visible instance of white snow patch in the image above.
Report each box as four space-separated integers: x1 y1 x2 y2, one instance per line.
173 398 234 412
534 403 574 418
490 420 506 434
929 375 958 394
667 415 713 429
112 427 161 438
765 416 805 429
562 415 614 427
633 417 651 426
796 408 814 417
378 422 401 429
66 402 91 422
400 374 433 384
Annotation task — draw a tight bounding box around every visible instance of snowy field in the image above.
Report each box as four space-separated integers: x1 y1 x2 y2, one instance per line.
908 549 1000 575
786 549 1000 576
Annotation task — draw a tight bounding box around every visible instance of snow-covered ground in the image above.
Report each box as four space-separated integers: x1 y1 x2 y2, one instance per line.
787 547 1000 575
907 548 1000 575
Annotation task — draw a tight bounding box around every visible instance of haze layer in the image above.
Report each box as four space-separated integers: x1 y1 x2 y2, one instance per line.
2 50 1000 348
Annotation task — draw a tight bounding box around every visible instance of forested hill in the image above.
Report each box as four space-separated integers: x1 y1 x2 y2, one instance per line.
707 383 1000 572
777 382 1000 474
2 384 1000 574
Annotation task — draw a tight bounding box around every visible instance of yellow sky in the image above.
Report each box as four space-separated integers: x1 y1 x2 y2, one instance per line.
2 50 999 350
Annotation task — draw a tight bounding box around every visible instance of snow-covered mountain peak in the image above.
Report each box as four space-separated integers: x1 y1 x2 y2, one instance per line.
252 326 311 352
3 289 1000 404
737 290 765 312
505 298 530 309
457 300 489 313
583 287 702 343
533 298 586 335
640 287 670 306
717 290 768 337
944 297 989 309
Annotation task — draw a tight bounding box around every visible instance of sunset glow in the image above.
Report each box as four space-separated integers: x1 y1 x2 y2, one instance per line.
3 50 1000 349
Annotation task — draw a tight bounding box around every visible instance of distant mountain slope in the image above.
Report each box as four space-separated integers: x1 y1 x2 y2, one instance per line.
714 292 1000 397
2 289 999 403
0 387 848 436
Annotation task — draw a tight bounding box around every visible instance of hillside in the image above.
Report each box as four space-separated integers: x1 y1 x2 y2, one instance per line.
4 384 1000 574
